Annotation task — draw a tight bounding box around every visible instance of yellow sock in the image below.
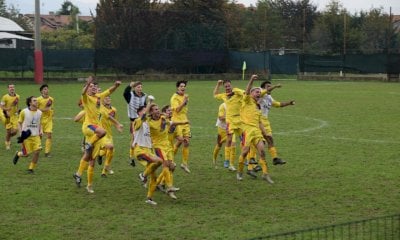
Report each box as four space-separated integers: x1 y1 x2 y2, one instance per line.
182 146 189 165
147 172 157 199
247 145 257 161
105 149 113 166
212 145 220 161
224 146 231 161
87 165 94 186
238 155 245 173
230 146 236 166
268 147 278 159
173 144 179 155
144 162 160 176
161 167 172 188
45 138 52 154
259 159 268 174
77 159 88 176
29 162 37 170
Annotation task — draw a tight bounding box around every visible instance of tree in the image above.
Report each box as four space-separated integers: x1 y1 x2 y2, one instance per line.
0 0 31 31
57 1 80 15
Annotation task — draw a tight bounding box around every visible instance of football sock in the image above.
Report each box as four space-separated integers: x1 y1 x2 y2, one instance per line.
259 158 268 174
45 138 52 154
77 159 88 176
268 147 278 159
87 165 94 186
230 146 236 166
182 146 189 165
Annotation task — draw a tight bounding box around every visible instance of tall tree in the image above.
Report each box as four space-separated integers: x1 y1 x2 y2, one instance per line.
57 1 80 15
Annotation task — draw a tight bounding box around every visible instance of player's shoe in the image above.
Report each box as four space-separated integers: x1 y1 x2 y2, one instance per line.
254 165 262 172
228 165 236 172
97 155 103 165
86 185 94 193
27 169 34 174
101 173 107 178
107 169 114 175
12 151 19 165
145 198 157 205
73 173 82 187
180 164 191 173
223 160 229 168
130 159 136 167
249 158 258 164
246 170 257 179
44 153 52 158
262 174 274 184
168 192 177 200
157 184 166 193
169 186 180 192
273 157 286 165
139 173 147 184
236 172 243 181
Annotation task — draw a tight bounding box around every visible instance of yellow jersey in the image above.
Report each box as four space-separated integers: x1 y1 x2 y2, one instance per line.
1 93 20 116
82 89 111 125
214 88 244 123
170 93 188 122
240 94 261 127
37 96 54 121
99 105 117 138
148 115 170 149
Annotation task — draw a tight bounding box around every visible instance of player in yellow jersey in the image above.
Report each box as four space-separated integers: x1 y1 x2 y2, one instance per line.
12 96 42 174
170 80 191 173
236 75 274 184
148 103 188 199
72 76 121 193
1 84 20 150
212 102 235 169
133 103 164 205
97 96 123 177
37 84 54 157
214 79 245 171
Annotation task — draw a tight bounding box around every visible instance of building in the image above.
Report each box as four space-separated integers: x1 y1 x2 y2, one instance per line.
0 16 33 49
24 12 93 32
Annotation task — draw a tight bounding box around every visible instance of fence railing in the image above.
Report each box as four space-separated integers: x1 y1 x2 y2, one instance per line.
250 214 400 240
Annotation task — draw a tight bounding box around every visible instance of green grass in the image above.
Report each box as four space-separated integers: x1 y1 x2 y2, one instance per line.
0 80 399 239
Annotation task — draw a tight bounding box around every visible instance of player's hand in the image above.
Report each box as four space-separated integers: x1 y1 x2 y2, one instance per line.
115 80 121 86
217 80 223 85
250 75 258 81
290 100 295 105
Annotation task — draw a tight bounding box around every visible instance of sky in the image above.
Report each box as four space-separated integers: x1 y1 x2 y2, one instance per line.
5 0 400 16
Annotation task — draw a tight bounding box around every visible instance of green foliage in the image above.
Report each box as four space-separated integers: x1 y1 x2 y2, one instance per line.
0 0 31 31
0 80 399 239
42 29 94 49
57 0 80 15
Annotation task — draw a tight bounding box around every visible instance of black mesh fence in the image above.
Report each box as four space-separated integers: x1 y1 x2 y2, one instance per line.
250 214 400 240
0 48 399 75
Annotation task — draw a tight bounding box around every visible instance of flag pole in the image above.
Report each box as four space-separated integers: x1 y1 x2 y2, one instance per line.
242 61 246 80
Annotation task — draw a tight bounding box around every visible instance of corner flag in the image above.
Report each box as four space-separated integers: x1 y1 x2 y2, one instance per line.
242 61 246 80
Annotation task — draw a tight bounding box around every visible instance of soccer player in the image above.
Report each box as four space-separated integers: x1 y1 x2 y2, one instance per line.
1 84 20 150
259 80 295 165
98 96 123 177
12 96 42 174
148 103 186 200
236 75 274 184
170 80 191 173
72 76 121 193
213 79 244 171
212 103 233 168
37 84 54 157
123 81 147 167
132 103 163 205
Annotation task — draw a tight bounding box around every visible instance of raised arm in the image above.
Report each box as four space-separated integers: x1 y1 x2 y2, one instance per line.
213 80 224 96
245 75 258 95
81 76 94 95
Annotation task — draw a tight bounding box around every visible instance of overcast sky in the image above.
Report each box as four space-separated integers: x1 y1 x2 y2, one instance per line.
5 0 400 16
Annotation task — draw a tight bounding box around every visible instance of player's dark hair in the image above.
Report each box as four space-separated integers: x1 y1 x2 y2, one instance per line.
26 96 34 107
161 105 170 113
137 105 146 114
223 79 231 84
40 84 48 92
176 80 187 88
260 80 272 89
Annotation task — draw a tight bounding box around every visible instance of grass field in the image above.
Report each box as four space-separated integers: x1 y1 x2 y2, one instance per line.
0 79 399 239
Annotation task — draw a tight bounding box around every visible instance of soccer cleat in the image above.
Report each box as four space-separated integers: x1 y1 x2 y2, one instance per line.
145 198 157 205
262 174 274 184
107 169 114 175
101 173 107 178
249 158 258 164
228 165 237 172
236 172 243 181
180 164 191 173
73 173 82 187
139 173 147 184
97 156 103 165
246 170 257 179
27 169 34 174
273 157 286 165
130 159 136 167
168 192 177 200
223 160 229 168
253 165 262 172
86 185 94 193
44 153 51 158
12 151 19 165
169 186 180 192
156 185 167 193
